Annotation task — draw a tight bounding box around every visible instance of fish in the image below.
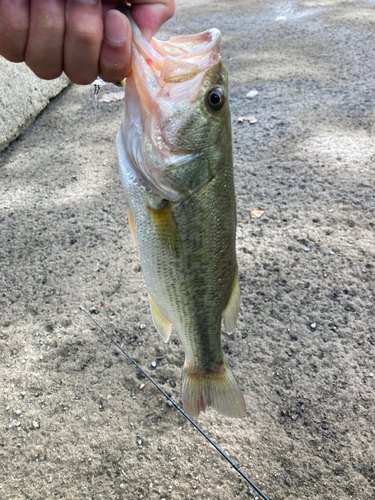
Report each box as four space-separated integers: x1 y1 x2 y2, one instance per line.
116 10 246 418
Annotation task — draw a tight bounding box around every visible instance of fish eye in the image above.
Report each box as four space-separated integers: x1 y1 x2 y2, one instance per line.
207 88 225 110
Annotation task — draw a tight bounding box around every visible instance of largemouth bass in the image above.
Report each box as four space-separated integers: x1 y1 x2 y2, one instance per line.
116 12 246 418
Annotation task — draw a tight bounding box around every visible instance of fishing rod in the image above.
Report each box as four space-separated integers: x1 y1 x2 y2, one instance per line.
80 307 271 500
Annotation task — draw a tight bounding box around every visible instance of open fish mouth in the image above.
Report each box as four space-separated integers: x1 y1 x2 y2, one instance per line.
119 19 225 201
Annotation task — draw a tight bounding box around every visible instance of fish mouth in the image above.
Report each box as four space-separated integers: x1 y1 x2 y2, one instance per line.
132 28 221 85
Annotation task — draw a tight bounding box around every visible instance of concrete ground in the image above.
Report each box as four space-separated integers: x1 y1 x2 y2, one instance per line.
0 1 374 499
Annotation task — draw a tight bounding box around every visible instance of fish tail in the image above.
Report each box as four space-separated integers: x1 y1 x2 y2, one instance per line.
181 359 246 418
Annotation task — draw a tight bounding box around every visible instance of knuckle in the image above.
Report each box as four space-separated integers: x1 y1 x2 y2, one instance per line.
72 23 100 47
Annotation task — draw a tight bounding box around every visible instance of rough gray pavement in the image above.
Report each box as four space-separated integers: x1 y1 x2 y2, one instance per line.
0 58 69 152
0 1 374 499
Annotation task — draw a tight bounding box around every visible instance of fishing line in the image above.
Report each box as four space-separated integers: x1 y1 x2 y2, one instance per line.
80 307 271 500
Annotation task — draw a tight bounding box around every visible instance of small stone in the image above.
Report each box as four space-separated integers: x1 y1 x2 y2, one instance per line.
238 116 257 124
33 421 40 429
250 209 265 219
139 324 146 330
246 89 259 98
329 251 335 255
285 476 292 486
151 361 157 368
72 175 77 179
304 248 311 252
166 401 173 408
137 439 142 445
16 443 21 447
328 209 334 213
15 410 21 415
311 323 317 329
247 487 254 495
15 422 21 427
369 373 374 377
362 269 367 273
119 484 125 489
321 424 329 430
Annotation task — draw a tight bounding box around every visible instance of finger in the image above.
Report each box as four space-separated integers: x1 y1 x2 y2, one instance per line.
64 0 103 85
0 0 30 62
131 0 175 41
24 0 65 80
99 9 131 83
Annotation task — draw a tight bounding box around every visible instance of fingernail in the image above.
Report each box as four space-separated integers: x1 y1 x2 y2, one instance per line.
104 11 127 44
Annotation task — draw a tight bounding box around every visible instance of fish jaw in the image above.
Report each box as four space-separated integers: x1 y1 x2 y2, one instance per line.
121 26 229 201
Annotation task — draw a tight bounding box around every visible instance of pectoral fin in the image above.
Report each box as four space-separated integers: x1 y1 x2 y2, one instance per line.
222 269 240 334
149 294 172 343
127 204 138 246
147 200 181 256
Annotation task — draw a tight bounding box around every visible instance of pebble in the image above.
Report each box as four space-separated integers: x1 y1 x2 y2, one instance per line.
310 323 317 329
304 248 311 252
166 401 173 408
15 410 21 415
72 175 77 179
321 424 329 430
15 422 21 427
369 373 374 377
119 484 125 489
362 269 367 273
329 251 335 255
247 487 254 495
16 443 21 447
139 324 146 330
137 440 142 445
237 116 257 124
151 361 157 368
246 89 259 98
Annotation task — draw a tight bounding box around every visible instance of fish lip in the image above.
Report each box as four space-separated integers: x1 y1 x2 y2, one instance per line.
131 28 222 85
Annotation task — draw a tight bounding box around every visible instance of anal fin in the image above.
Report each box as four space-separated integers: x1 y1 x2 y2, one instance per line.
149 294 172 343
222 268 240 334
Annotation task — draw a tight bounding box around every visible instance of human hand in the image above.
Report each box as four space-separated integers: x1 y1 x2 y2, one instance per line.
0 0 175 85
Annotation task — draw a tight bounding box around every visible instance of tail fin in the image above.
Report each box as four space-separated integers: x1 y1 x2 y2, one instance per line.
181 359 246 418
